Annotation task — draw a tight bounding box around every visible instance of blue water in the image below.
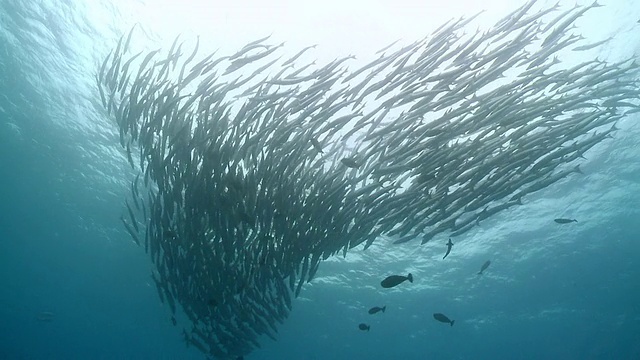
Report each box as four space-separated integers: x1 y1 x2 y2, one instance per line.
1 0 639 359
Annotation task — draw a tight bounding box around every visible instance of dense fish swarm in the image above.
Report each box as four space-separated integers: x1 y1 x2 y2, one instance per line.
97 1 639 358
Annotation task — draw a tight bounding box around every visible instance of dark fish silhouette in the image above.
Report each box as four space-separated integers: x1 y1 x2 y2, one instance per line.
554 218 577 224
443 238 453 259
310 137 323 153
368 306 386 314
478 260 491 275
358 323 370 331
381 273 413 288
341 157 360 168
433 313 455 326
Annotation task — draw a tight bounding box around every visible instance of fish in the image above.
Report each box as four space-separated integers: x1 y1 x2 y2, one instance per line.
283 44 317 66
98 1 637 356
433 313 455 326
125 199 139 233
572 37 613 52
310 137 323 153
341 157 360 168
554 218 578 224
443 238 453 259
358 323 370 331
368 306 386 314
381 273 413 288
478 260 491 275
120 215 140 246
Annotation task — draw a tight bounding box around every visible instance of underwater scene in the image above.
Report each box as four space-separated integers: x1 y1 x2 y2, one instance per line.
1 0 639 359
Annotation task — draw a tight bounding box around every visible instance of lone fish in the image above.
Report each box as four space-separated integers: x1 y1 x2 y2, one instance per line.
358 323 370 331
368 306 386 314
443 238 453 259
554 218 577 224
341 157 360 168
381 273 413 288
478 260 491 275
310 137 323 153
433 313 455 326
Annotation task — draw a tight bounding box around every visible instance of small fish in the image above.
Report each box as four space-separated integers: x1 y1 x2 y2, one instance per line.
341 157 360 168
368 306 386 314
310 137 323 153
416 172 436 184
554 218 577 224
443 238 453 259
358 323 370 331
381 273 413 288
478 260 491 275
433 313 455 326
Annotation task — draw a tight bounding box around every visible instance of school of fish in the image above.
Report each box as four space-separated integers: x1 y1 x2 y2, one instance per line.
96 1 639 358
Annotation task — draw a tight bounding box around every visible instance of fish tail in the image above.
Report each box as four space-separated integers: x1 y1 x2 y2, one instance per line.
382 306 386 313
450 320 455 327
407 273 413 283
573 165 583 175
477 271 483 275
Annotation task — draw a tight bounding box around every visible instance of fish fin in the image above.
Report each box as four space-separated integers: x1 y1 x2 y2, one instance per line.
574 165 583 175
407 273 413 283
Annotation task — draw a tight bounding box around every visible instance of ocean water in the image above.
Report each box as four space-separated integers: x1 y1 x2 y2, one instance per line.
1 0 639 359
